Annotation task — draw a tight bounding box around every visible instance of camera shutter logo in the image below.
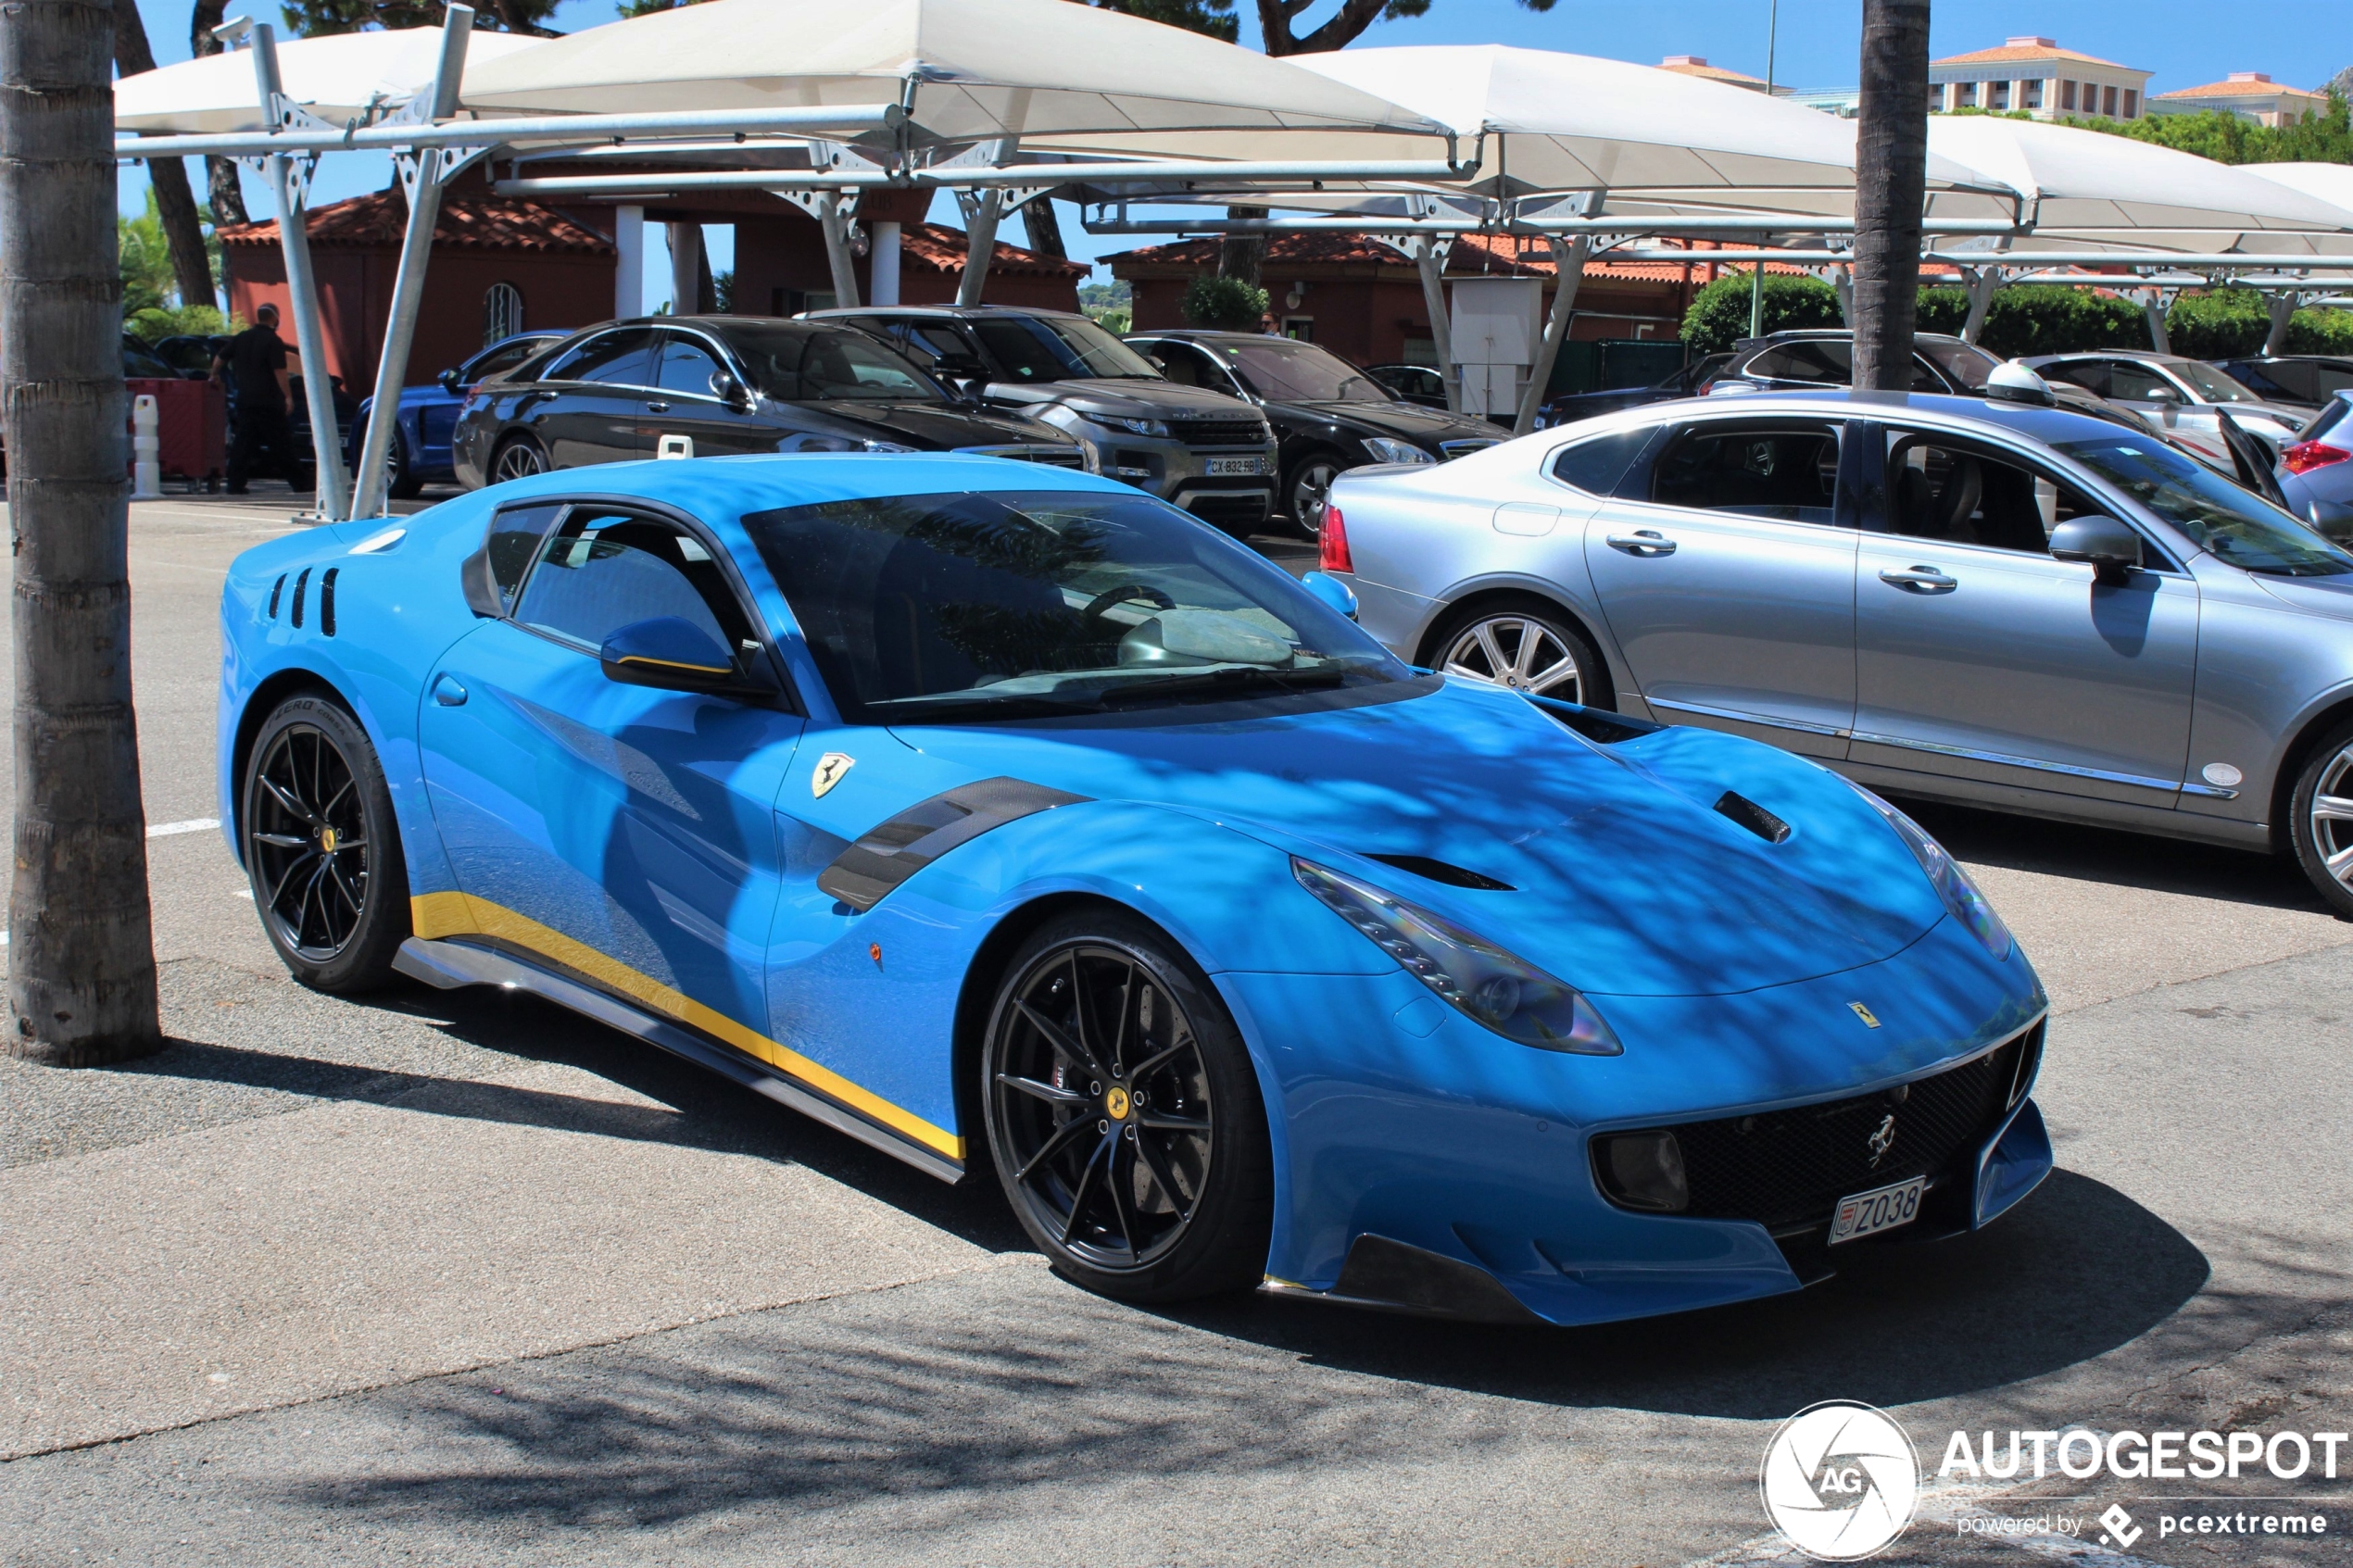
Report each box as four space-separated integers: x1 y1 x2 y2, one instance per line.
1759 1401 1919 1561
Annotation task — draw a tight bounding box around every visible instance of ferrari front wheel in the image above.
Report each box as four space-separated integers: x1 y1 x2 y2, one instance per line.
982 911 1273 1303
242 695 410 993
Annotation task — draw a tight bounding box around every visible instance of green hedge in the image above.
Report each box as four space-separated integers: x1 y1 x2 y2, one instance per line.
1680 271 1843 355
2164 287 2353 358
1915 284 2149 358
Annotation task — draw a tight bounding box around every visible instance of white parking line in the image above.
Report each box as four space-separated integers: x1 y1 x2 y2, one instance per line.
146 818 220 838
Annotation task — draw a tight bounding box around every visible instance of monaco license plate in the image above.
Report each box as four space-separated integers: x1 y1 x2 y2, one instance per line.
1206 457 1266 476
1829 1175 1925 1245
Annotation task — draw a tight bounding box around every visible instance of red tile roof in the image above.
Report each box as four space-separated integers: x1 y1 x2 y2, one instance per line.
1932 41 2133 69
897 221 1090 278
2154 75 2325 101
1107 232 1814 281
217 190 616 253
1658 56 1767 86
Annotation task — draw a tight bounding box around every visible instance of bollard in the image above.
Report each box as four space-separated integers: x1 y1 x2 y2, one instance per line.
131 395 163 500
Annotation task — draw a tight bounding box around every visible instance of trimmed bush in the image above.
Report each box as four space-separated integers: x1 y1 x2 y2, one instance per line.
1916 284 2150 358
2286 308 2353 355
2165 288 2270 359
1680 270 1842 354
1181 274 1268 332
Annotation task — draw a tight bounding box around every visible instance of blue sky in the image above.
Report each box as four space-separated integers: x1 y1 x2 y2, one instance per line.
120 0 2345 305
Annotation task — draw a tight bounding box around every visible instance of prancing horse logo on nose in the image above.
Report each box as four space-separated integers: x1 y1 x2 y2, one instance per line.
1867 1114 1897 1168
811 752 855 798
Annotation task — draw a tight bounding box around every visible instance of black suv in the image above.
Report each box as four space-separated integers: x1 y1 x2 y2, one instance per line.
1121 329 1504 535
1712 329 2005 396
813 305 1278 532
452 316 1083 489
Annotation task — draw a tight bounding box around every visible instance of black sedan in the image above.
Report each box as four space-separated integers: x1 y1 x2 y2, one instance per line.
1538 353 1730 429
1123 329 1502 535
452 316 1084 489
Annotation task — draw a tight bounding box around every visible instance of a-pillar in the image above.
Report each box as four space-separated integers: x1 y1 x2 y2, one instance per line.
668 220 700 315
614 205 645 318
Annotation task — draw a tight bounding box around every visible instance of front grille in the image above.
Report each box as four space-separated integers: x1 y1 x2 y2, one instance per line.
1597 1022 2042 1234
958 444 1085 469
1168 418 1268 449
1439 438 1501 460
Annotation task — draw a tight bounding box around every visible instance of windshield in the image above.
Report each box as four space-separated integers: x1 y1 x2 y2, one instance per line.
1919 338 1997 390
743 488 1414 722
720 324 945 403
2178 360 2263 404
1222 339 1393 403
971 316 1163 383
2057 434 2353 576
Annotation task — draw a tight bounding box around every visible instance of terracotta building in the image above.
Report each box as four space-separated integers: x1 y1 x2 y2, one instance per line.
2150 72 2333 128
1930 37 2150 120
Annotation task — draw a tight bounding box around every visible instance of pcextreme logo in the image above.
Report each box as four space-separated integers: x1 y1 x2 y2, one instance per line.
1760 1401 1922 1561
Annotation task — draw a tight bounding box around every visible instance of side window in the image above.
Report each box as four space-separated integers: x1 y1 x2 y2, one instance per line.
1551 426 1655 496
2311 365 2353 398
546 328 655 387
1881 434 2101 555
900 321 977 366
472 502 566 617
1650 422 1842 525
655 334 726 397
1139 341 1198 386
467 337 545 384
2107 362 2176 402
2041 360 2108 397
511 508 753 656
1752 342 1851 383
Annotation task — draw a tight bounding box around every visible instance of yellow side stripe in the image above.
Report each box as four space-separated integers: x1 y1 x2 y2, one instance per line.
410 890 964 1160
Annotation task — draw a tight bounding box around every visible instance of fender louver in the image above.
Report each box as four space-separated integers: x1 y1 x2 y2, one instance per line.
1365 853 1516 891
819 778 1089 911
320 569 338 636
1713 791 1791 844
267 573 286 619
289 568 310 629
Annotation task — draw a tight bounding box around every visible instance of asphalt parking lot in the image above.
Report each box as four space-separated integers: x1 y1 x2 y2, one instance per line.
2 486 2348 1567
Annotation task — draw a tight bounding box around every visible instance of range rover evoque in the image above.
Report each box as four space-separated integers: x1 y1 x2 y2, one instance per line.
452 316 1085 488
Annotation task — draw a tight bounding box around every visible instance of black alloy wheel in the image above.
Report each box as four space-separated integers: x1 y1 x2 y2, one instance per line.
385 433 423 500
1286 454 1345 539
242 695 409 992
983 911 1273 1302
492 436 548 484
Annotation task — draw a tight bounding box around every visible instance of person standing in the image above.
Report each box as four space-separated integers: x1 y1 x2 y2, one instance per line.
214 304 296 494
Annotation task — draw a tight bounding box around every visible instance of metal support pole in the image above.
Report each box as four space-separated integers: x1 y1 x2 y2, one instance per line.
1831 265 1854 328
815 194 862 307
956 189 1004 307
1516 235 1591 436
1959 266 2003 345
350 6 472 520
872 221 902 306
2143 293 2171 355
251 23 351 520
2265 291 2300 355
1749 263 1765 339
614 206 645 317
668 220 700 313
1413 238 1457 413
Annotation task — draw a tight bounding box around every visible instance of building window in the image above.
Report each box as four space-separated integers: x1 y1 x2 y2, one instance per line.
483 282 524 345
2060 80 2076 112
1958 81 1977 107
1991 81 2009 110
2121 89 2138 119
2103 84 2119 118
1281 317 1315 342
2024 79 2044 109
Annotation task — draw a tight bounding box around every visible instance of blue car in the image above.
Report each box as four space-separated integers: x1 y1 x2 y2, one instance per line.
216 454 2050 1324
2281 390 2353 544
348 332 565 498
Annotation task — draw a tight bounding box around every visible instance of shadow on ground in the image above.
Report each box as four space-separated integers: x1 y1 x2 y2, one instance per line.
1906 797 2324 914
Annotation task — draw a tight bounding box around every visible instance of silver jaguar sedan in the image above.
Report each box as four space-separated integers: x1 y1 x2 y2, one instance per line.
1320 390 2353 915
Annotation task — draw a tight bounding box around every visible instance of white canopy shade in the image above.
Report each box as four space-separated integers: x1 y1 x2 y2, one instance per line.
457 0 1450 150
114 27 547 134
2236 161 2353 218
1921 117 2353 255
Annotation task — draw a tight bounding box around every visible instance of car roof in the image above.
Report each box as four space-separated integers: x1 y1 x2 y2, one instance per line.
1743 330 1974 346
1574 387 2127 444
809 305 1086 320
2027 349 2187 366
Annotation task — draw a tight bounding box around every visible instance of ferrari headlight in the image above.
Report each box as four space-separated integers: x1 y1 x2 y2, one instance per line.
1851 784 2013 960
1290 857 1621 1054
1362 436 1435 466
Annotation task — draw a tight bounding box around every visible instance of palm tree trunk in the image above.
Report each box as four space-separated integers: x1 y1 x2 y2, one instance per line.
2 0 163 1066
1850 0 1930 392
113 0 215 311
1021 193 1066 261
187 0 246 227
1219 207 1265 293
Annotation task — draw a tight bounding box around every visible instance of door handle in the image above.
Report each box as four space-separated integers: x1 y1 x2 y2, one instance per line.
646 399 671 413
432 672 469 707
1605 530 1678 557
1879 566 1958 593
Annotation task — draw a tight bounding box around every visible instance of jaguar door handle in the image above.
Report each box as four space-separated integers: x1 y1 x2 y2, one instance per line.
1879 566 1958 593
1605 530 1678 557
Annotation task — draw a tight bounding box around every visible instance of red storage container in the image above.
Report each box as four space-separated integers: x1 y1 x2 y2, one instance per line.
124 377 227 485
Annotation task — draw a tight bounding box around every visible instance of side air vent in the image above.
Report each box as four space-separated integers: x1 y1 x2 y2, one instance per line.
1714 791 1791 844
267 573 286 619
1365 853 1516 891
320 568 338 636
1527 694 1663 746
289 568 310 629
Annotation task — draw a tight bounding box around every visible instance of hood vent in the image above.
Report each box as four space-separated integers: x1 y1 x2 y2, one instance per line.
1365 853 1516 892
320 568 338 636
1713 791 1791 844
1529 696 1662 746
289 568 310 629
267 573 286 619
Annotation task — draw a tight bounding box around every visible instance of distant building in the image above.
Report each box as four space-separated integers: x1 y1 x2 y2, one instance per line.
1656 56 1771 93
1930 36 2150 120
2149 73 2332 127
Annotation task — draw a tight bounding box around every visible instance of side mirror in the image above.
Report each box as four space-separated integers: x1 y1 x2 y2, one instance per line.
1300 569 1359 621
437 367 462 393
600 616 755 695
2145 385 2180 404
711 370 753 409
2050 515 2144 584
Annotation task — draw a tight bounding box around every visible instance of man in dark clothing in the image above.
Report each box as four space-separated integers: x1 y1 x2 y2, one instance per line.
214 305 295 494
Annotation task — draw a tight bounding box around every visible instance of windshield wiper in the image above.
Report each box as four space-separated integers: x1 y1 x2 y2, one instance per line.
1095 666 1353 707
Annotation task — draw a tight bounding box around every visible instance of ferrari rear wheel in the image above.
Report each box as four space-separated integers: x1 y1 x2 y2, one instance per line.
983 911 1273 1303
242 695 410 993
1432 599 1610 708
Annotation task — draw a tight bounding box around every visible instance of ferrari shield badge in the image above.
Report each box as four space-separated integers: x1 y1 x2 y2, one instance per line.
1848 1001 1881 1028
811 752 855 798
